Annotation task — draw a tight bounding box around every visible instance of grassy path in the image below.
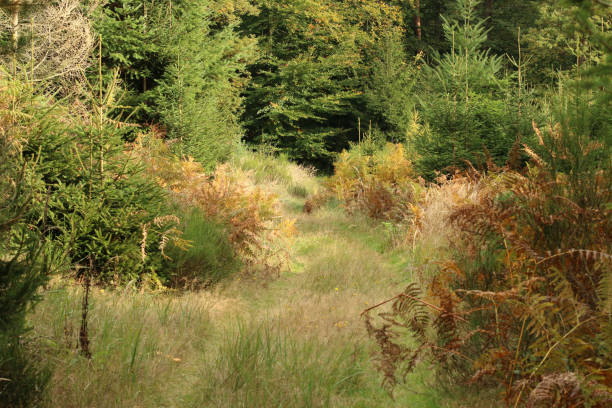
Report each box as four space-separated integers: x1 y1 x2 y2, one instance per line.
32 176 447 407
204 191 442 407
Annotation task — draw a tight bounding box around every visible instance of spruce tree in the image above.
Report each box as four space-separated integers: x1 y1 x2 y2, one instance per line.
240 0 405 169
414 0 515 178
364 32 420 144
92 0 256 169
154 0 256 169
0 79 50 408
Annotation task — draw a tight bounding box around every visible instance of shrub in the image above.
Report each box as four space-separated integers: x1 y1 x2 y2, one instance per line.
165 209 239 288
0 338 50 408
415 94 516 178
302 190 332 214
152 0 257 170
1 73 173 286
134 132 291 279
413 0 524 179
329 143 422 221
365 9 612 398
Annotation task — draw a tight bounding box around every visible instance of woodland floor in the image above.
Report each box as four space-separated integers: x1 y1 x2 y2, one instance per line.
30 175 495 407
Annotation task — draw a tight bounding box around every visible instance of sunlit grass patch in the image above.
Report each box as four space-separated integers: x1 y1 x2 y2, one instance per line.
30 283 218 407
231 147 293 186
297 238 393 293
186 320 392 408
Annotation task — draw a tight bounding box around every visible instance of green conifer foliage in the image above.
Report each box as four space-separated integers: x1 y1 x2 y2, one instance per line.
154 0 257 169
363 33 420 144
241 0 404 169
414 0 515 178
0 78 50 408
92 0 257 169
523 0 610 86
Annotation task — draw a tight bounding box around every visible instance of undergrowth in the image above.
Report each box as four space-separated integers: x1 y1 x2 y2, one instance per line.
363 100 612 406
133 133 295 284
328 143 422 222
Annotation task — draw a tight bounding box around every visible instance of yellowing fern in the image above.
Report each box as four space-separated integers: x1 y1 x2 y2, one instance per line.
329 143 421 221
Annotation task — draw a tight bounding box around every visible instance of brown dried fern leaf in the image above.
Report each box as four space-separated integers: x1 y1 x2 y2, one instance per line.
527 372 582 408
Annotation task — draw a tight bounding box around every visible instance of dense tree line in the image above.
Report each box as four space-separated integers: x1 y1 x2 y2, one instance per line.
64 0 608 172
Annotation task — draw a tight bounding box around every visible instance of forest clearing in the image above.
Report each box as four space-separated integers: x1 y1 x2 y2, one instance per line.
28 161 450 407
1 0 610 407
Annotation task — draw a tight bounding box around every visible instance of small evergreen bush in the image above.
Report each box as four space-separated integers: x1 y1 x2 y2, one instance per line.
153 0 257 170
3 75 170 285
414 0 519 179
415 94 512 177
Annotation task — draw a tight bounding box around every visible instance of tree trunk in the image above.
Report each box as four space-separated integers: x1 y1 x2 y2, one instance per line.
0 1 43 75
10 6 19 49
79 268 92 359
414 0 422 43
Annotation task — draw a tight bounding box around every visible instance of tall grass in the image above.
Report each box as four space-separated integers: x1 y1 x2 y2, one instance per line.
231 146 319 200
30 282 405 408
30 283 214 407
297 236 392 293
186 321 376 408
166 208 240 288
231 146 293 185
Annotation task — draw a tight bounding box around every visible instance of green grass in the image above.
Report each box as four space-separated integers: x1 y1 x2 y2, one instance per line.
288 182 310 198
186 321 389 408
30 285 214 407
231 146 293 185
166 208 240 288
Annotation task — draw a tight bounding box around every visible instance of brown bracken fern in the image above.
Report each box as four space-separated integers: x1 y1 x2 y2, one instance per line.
363 123 612 405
